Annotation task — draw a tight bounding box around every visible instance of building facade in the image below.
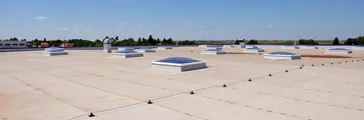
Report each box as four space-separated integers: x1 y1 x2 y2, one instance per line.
0 41 27 48
39 42 49 47
60 42 74 47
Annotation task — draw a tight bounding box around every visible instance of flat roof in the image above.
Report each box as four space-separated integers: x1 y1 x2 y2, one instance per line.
0 46 364 120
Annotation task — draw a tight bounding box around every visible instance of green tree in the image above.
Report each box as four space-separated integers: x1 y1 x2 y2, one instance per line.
298 39 318 45
33 39 39 46
89 43 95 47
9 37 19 41
68 39 93 47
121 38 135 46
142 38 148 45
234 40 240 44
148 35 157 45
344 36 364 45
55 39 62 46
112 40 122 46
333 37 340 45
137 37 142 45
167 38 173 45
43 38 47 42
162 38 167 45
358 36 364 45
247 39 259 44
178 40 197 45
156 38 161 44
95 39 101 43
94 39 103 47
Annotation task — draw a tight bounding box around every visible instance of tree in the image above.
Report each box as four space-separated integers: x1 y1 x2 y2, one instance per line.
333 37 340 45
43 38 47 42
298 39 318 45
122 38 135 46
115 36 119 41
358 36 364 45
9 37 19 41
178 40 197 45
89 43 95 47
33 39 39 47
68 39 93 47
247 39 259 44
142 38 148 45
162 38 167 44
156 38 161 44
137 37 142 45
167 38 173 45
148 35 157 45
344 36 364 45
234 40 240 44
55 39 62 46
94 39 103 47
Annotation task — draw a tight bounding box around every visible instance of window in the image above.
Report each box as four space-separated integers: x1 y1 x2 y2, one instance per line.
19 44 25 46
12 44 18 46
0 44 3 46
5 44 11 46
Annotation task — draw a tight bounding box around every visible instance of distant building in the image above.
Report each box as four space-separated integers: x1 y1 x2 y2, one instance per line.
0 41 27 48
60 42 74 47
39 42 49 47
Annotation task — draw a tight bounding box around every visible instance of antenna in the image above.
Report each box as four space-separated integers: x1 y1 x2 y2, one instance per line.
295 36 300 46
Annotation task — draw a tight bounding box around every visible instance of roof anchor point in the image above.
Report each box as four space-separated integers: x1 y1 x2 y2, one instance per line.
88 113 95 117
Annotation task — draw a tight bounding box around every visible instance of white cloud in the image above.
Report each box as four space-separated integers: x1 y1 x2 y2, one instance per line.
137 24 143 27
84 28 93 32
197 25 204 28
35 16 46 20
268 24 276 28
187 23 191 26
56 28 69 31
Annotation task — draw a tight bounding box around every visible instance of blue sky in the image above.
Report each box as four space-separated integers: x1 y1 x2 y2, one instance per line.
1 0 364 40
